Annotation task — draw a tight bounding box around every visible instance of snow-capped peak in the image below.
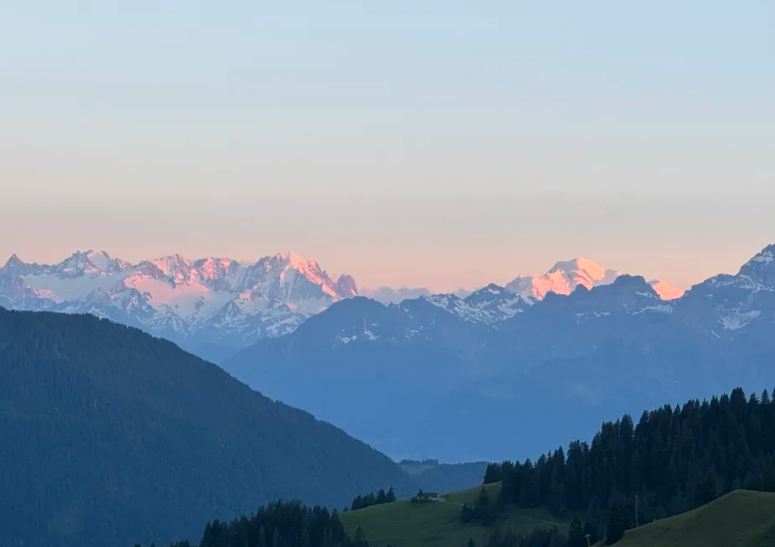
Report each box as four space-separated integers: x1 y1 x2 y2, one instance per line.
506 258 682 302
85 250 110 269
0 250 362 356
507 257 620 300
648 279 685 300
418 283 531 324
548 258 607 277
192 257 240 283
147 254 193 279
274 252 316 270
50 250 129 277
743 245 775 269
734 244 775 289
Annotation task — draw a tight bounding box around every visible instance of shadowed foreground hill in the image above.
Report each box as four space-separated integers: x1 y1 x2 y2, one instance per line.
0 308 411 547
341 483 571 547
613 490 775 547
341 488 775 547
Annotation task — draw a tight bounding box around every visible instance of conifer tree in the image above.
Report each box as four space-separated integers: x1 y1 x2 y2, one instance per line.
605 498 628 545
386 486 397 503
566 516 586 547
376 489 387 505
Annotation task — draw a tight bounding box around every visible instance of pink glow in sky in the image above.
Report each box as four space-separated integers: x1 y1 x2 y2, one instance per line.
1 1 773 292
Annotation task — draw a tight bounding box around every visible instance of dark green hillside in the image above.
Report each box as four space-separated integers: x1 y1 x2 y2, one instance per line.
341 483 571 547
136 387 775 547
0 308 411 547
612 490 775 547
486 387 775 544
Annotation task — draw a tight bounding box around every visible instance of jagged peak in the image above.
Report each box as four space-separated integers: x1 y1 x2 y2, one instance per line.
150 253 190 264
51 249 122 275
730 243 775 289
612 274 649 287
192 256 239 279
196 256 237 267
271 252 319 269
148 253 192 269
548 257 606 275
129 254 194 281
3 253 26 269
743 244 775 269
335 274 358 297
483 283 505 292
465 283 509 298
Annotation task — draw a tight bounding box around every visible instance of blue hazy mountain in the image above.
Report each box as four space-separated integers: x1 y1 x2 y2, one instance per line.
225 245 775 462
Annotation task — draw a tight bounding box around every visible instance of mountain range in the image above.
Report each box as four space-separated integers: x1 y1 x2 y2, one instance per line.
224 244 775 462
0 251 681 361
505 257 684 300
0 250 357 361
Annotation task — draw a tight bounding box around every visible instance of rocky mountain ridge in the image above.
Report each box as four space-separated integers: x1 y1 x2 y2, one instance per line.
0 250 356 361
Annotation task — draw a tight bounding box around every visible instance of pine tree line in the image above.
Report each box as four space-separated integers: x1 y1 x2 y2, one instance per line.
460 487 499 525
350 487 397 511
482 387 775 544
460 526 566 547
134 500 377 547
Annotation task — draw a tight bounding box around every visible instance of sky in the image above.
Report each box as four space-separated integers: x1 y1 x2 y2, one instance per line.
1 1 773 291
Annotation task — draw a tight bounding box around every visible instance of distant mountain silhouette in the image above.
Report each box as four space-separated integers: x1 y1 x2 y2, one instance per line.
225 245 775 463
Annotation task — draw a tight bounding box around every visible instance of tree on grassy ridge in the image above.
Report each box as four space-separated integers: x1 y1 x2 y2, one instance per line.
135 501 368 547
486 388 775 542
566 516 585 547
350 486 398 511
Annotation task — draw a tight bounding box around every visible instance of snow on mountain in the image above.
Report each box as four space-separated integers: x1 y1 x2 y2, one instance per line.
505 258 621 299
674 244 775 341
422 283 532 324
0 250 689 358
648 279 685 300
0 250 358 360
506 258 681 301
224 245 775 462
416 259 679 328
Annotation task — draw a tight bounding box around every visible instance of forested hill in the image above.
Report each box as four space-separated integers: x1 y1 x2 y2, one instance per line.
483 387 775 544
0 308 411 547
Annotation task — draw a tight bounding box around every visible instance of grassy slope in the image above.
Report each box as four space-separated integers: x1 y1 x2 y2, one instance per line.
341 483 571 547
614 490 775 547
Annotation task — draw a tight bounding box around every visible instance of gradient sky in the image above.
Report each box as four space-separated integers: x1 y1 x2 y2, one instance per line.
1 1 773 291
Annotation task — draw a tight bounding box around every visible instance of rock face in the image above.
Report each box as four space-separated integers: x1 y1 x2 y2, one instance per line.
224 245 775 463
0 250 357 361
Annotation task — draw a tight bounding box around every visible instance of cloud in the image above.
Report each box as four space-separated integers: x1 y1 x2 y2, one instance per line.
360 286 431 304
